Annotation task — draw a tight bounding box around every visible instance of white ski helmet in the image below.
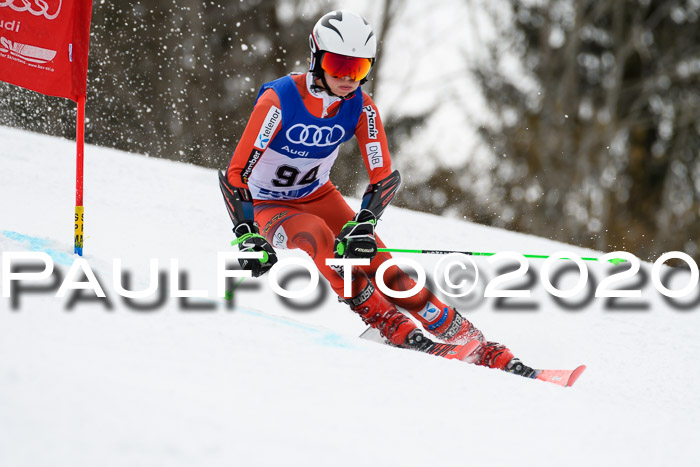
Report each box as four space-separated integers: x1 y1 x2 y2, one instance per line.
309 10 377 85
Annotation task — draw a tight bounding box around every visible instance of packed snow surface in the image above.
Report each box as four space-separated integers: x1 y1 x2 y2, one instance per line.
1 127 699 466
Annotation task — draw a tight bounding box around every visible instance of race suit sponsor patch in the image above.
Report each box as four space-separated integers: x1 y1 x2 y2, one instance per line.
255 105 282 150
262 210 289 236
366 142 383 170
363 105 378 139
241 149 263 184
272 225 288 249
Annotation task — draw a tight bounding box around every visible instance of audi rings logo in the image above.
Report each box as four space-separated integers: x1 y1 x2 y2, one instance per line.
286 124 345 147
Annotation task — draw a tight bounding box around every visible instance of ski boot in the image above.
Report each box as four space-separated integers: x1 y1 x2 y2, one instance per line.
478 341 537 378
344 277 418 346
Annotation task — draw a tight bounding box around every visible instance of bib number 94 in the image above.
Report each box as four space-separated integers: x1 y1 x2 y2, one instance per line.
272 165 320 188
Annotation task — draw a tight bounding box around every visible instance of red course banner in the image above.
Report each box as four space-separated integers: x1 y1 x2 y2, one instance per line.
0 0 93 102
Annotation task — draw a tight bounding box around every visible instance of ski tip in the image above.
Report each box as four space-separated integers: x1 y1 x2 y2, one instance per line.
534 365 587 387
565 365 587 387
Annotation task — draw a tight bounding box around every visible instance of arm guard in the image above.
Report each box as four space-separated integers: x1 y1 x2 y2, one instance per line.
218 170 255 231
360 170 401 220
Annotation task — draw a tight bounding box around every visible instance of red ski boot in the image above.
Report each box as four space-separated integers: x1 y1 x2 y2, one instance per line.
476 341 515 369
344 276 418 346
474 342 537 378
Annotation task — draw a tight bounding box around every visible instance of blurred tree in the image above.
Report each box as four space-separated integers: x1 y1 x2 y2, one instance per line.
469 0 700 262
85 0 327 168
0 0 329 168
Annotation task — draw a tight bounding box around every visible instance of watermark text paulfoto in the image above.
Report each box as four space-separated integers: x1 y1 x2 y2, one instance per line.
1 250 699 311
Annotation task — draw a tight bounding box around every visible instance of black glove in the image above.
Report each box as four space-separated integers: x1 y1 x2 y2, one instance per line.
334 209 378 260
233 222 278 277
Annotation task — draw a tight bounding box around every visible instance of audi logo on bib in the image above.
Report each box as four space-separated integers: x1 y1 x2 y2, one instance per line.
286 123 345 147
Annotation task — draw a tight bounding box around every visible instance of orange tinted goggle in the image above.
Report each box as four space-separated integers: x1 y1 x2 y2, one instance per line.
321 52 373 81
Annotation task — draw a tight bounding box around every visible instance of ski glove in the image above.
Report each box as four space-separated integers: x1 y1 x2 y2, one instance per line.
334 209 378 260
232 222 278 277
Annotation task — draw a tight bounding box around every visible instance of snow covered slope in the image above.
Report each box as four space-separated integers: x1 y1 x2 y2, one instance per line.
1 127 699 467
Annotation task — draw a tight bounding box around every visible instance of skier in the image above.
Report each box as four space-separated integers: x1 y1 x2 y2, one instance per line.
219 10 535 377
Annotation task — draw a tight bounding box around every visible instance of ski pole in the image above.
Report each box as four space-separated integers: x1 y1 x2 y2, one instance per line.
377 248 627 265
